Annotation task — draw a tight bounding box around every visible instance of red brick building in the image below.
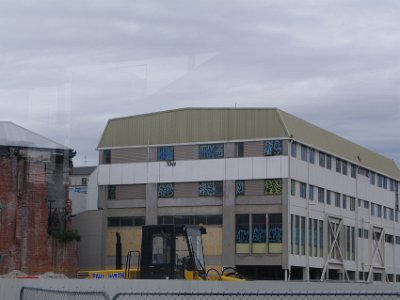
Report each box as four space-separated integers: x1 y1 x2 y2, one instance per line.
0 122 78 277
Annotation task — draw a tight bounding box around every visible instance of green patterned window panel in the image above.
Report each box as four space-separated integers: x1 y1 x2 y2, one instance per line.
264 179 282 195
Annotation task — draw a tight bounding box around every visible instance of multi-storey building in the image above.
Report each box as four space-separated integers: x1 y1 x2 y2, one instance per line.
95 108 400 281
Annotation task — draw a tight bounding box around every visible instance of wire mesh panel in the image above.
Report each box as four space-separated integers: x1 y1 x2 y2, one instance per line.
112 291 400 300
20 287 110 300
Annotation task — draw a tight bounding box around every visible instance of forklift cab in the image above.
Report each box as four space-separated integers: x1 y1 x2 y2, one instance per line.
140 224 206 279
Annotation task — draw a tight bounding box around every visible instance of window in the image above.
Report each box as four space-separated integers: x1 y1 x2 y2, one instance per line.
351 164 357 178
103 149 111 164
326 155 332 169
318 187 324 203
370 172 375 185
300 216 306 255
350 197 355 211
377 205 382 218
364 200 369 209
236 214 250 253
378 175 383 187
383 176 387 189
389 208 394 221
364 229 369 239
309 148 315 164
158 215 223 225
235 180 245 195
326 190 331 205
236 142 244 157
335 192 341 207
385 234 394 244
396 236 400 245
264 140 282 156
158 183 174 198
300 182 306 198
264 179 282 195
371 203 375 216
342 195 347 209
199 144 224 159
157 146 174 161
309 185 314 201
336 158 341 173
291 180 296 196
301 145 308 161
252 214 266 253
108 185 116 200
108 216 145 227
319 152 326 167
342 161 348 175
291 142 297 157
199 181 223 196
384 207 388 219
81 178 88 186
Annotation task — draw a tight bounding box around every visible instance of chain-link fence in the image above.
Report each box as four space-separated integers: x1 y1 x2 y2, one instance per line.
18 287 400 300
112 291 400 300
20 287 110 300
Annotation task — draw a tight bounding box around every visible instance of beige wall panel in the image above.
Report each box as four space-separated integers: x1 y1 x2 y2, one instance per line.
107 228 142 257
175 182 199 198
244 141 264 157
116 184 146 200
112 148 148 163
243 180 264 196
175 145 198 160
203 227 222 256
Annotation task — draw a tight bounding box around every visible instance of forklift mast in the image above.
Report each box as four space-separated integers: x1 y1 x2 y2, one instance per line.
139 224 206 279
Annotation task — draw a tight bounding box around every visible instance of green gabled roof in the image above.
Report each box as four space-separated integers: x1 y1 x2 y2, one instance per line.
98 107 400 179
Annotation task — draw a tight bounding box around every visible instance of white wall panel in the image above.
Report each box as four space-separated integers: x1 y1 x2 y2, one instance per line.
109 164 123 185
98 165 110 185
98 157 289 185
252 157 267 178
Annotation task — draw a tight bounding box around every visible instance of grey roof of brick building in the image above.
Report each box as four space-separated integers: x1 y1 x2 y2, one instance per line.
0 121 70 150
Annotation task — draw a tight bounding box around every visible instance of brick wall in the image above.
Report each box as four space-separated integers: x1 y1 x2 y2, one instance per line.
0 153 78 277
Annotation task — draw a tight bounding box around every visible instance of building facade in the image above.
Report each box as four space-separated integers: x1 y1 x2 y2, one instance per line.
95 108 400 281
0 122 78 276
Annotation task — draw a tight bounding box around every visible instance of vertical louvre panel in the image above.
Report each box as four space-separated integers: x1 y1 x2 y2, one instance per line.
174 182 198 198
112 148 148 163
116 184 146 200
174 145 198 160
244 141 264 157
244 180 264 196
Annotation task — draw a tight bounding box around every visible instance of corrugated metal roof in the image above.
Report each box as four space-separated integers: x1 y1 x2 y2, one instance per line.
97 108 400 179
0 121 70 150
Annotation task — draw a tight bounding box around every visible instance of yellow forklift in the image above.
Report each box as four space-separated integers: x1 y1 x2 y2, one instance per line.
77 224 244 281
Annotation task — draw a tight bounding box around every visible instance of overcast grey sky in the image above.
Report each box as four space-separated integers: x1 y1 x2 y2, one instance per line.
1 1 399 167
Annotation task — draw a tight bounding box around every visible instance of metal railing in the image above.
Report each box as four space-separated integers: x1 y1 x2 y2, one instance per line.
20 287 110 300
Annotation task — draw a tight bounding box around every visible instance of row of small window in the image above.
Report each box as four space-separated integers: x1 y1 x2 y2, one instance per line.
108 216 145 227
157 140 284 160
157 215 223 226
291 215 324 257
291 180 356 211
358 229 400 244
358 199 398 221
158 179 284 198
291 142 399 192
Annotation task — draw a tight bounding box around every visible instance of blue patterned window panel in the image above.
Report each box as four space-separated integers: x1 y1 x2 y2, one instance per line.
264 140 283 156
157 146 174 161
235 180 245 196
199 181 223 197
199 144 224 159
158 183 174 198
